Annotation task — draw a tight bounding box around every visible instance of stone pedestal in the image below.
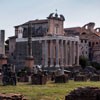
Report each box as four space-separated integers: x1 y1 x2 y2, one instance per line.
55 74 68 83
31 74 47 85
90 75 100 81
17 75 29 82
0 56 7 66
25 56 34 69
74 75 87 81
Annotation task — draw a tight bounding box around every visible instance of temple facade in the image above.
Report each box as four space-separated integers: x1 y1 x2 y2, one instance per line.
8 13 80 70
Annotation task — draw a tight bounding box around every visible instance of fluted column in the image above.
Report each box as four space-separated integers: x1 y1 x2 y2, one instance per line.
55 39 59 67
61 40 64 67
72 41 75 65
50 40 53 67
76 42 79 66
42 40 45 66
65 40 68 67
69 41 72 66
44 40 48 67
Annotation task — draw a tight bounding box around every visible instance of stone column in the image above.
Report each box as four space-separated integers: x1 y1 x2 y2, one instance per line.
69 41 72 66
72 41 75 65
42 40 45 66
61 40 64 67
65 40 68 67
76 42 79 66
55 39 59 67
44 40 48 67
50 40 53 67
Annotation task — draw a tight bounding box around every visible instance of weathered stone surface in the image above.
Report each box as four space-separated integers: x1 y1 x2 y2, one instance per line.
31 74 47 85
84 66 96 73
90 74 100 81
0 93 27 100
2 64 17 86
18 75 29 82
65 87 100 100
74 75 87 81
10 41 42 71
55 74 68 83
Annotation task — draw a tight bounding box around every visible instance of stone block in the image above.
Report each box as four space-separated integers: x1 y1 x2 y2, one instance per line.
90 75 100 81
18 76 29 82
74 75 87 81
31 74 47 85
55 74 68 83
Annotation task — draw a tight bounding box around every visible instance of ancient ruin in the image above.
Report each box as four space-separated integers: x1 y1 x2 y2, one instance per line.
65 87 100 100
2 64 17 86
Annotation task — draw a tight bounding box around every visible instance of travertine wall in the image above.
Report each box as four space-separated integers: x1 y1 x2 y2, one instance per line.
9 41 42 70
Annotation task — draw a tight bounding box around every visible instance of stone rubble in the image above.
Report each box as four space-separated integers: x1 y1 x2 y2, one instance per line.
0 93 27 100
65 87 100 100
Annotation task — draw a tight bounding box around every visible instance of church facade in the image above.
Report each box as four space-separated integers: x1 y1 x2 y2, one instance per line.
8 13 80 70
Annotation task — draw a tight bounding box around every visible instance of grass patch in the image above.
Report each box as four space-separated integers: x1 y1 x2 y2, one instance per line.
0 81 100 100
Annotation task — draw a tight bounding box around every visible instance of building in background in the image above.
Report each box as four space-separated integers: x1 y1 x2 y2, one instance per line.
65 22 100 63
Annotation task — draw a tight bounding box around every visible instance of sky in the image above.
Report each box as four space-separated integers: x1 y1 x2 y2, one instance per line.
0 0 100 40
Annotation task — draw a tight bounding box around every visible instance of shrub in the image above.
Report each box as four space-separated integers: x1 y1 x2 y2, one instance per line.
79 56 90 69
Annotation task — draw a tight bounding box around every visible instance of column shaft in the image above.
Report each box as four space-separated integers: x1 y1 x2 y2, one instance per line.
76 42 79 66
72 41 75 65
44 40 48 67
50 40 53 67
69 41 72 66
61 40 64 67
65 40 68 67
42 41 45 66
55 40 59 67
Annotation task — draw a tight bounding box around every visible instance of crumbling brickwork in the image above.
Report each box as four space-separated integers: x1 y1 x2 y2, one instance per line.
9 41 42 71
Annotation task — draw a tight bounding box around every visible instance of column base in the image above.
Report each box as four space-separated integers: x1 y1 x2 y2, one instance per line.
68 65 73 67
61 65 64 67
76 63 79 66
55 65 60 67
25 56 34 69
50 65 54 67
44 65 48 68
64 65 69 67
74 64 80 67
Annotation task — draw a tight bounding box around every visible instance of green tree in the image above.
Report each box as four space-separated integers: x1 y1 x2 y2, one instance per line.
79 56 90 69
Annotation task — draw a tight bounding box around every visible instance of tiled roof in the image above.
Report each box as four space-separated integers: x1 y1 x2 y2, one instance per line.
15 19 48 27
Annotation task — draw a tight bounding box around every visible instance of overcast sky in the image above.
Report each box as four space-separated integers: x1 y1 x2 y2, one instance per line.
0 0 100 39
